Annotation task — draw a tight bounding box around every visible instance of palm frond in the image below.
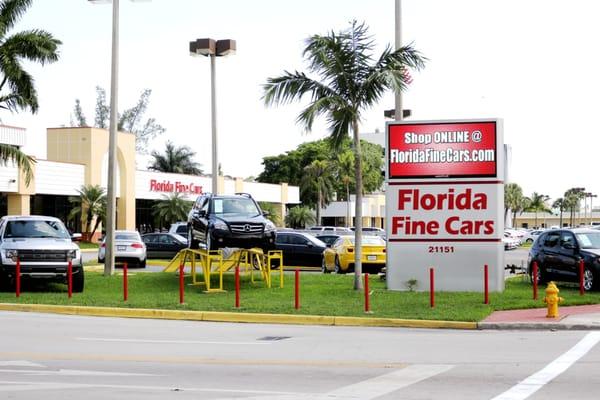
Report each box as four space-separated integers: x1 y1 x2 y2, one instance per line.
0 143 34 185
0 0 32 38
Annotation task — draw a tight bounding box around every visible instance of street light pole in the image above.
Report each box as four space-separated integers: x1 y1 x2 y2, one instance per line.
394 0 402 122
89 0 148 276
189 38 236 194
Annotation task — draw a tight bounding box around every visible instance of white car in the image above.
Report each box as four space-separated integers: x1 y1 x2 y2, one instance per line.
98 230 146 268
521 229 544 244
502 232 520 250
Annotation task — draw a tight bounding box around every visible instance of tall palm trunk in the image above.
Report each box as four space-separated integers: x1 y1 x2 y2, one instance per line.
317 188 322 225
352 119 363 290
346 183 351 228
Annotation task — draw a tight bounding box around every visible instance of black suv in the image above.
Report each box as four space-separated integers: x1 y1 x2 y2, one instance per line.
528 228 600 291
187 193 276 251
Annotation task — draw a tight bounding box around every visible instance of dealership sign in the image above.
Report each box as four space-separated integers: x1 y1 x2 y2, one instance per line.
386 120 505 292
149 179 203 195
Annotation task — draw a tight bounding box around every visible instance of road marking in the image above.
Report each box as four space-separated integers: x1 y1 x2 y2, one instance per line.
0 369 159 377
77 337 271 345
215 364 454 400
0 361 44 368
0 380 308 396
491 331 600 400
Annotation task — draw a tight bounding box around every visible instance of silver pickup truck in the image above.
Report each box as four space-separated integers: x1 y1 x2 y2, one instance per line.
0 215 84 292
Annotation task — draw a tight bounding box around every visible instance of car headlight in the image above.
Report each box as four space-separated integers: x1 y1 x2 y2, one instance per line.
5 249 18 262
66 250 78 261
213 220 228 230
264 221 276 232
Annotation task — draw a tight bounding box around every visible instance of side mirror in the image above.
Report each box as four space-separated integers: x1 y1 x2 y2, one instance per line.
563 242 576 250
198 210 207 217
262 211 270 217
306 241 314 248
71 233 82 242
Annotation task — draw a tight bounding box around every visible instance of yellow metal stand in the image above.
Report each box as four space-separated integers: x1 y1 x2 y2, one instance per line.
164 248 285 292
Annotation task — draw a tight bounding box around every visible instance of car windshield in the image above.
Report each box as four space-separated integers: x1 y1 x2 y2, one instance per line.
213 198 260 216
4 220 70 239
344 236 386 246
576 232 600 249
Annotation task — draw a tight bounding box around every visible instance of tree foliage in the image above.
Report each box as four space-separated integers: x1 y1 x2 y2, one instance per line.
0 0 61 114
285 205 315 229
300 159 335 224
263 21 424 289
152 193 193 228
148 140 202 175
0 143 34 185
68 184 106 240
70 86 165 153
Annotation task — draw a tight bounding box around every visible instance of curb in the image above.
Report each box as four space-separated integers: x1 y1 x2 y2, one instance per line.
0 303 477 330
477 322 600 331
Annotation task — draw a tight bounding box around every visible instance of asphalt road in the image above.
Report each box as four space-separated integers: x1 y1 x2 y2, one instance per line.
1 311 599 399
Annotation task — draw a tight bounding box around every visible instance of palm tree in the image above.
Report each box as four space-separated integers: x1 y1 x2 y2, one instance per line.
68 185 106 241
552 197 566 228
152 193 193 229
263 21 425 289
0 0 61 185
0 0 61 113
0 143 34 185
526 192 550 228
301 159 334 225
336 150 354 227
258 202 282 226
564 188 586 227
504 183 525 227
148 141 202 175
285 206 315 229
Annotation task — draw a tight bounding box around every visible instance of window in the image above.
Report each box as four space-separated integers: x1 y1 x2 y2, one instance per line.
559 233 575 247
143 235 158 243
543 233 560 247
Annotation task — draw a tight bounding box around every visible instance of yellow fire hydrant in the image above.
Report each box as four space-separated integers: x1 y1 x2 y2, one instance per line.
543 282 564 318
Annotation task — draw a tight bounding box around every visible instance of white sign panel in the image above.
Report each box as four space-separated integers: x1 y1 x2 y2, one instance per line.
386 119 505 292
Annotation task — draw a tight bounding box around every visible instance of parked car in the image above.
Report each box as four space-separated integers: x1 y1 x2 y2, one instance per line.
306 226 353 234
187 193 276 251
142 233 187 259
521 229 544 244
322 235 386 274
503 231 520 250
274 231 327 267
315 233 341 248
527 228 600 290
168 222 188 236
0 215 84 292
98 230 147 268
350 226 386 237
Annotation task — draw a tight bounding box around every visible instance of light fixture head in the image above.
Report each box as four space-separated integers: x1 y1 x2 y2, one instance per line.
216 39 236 56
189 38 216 57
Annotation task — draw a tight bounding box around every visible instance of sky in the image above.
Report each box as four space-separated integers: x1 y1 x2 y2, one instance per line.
5 0 600 203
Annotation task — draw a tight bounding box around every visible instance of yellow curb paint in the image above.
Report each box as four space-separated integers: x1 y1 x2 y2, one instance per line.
0 303 476 330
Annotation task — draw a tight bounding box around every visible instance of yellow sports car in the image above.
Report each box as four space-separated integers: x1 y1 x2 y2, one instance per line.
322 235 386 274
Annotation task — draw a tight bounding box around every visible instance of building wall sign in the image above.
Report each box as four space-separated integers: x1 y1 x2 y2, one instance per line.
388 121 497 179
386 119 505 292
149 179 203 195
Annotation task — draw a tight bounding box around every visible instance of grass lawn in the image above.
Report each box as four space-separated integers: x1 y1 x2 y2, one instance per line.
77 241 99 250
2 271 599 322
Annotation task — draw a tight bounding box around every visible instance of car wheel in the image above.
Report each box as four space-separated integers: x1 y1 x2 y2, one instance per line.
526 238 533 244
583 267 596 291
72 267 84 293
321 257 330 274
205 231 216 251
529 261 547 285
98 257 105 264
334 256 344 274
0 271 11 292
139 259 146 269
188 227 199 249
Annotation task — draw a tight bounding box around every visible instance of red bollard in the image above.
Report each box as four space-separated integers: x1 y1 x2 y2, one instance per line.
123 262 128 302
67 259 73 299
484 264 489 305
364 273 370 312
15 258 20 298
532 261 538 300
235 266 240 308
179 262 185 304
579 259 585 295
429 267 435 308
295 268 300 309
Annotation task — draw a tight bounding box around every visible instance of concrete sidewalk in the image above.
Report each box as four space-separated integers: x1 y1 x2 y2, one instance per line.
479 304 600 330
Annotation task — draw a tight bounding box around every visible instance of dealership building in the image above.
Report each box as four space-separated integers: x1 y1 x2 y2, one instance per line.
1 126 299 237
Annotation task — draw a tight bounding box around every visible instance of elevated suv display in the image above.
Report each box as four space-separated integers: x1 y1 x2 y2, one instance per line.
0 215 84 292
187 193 276 251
